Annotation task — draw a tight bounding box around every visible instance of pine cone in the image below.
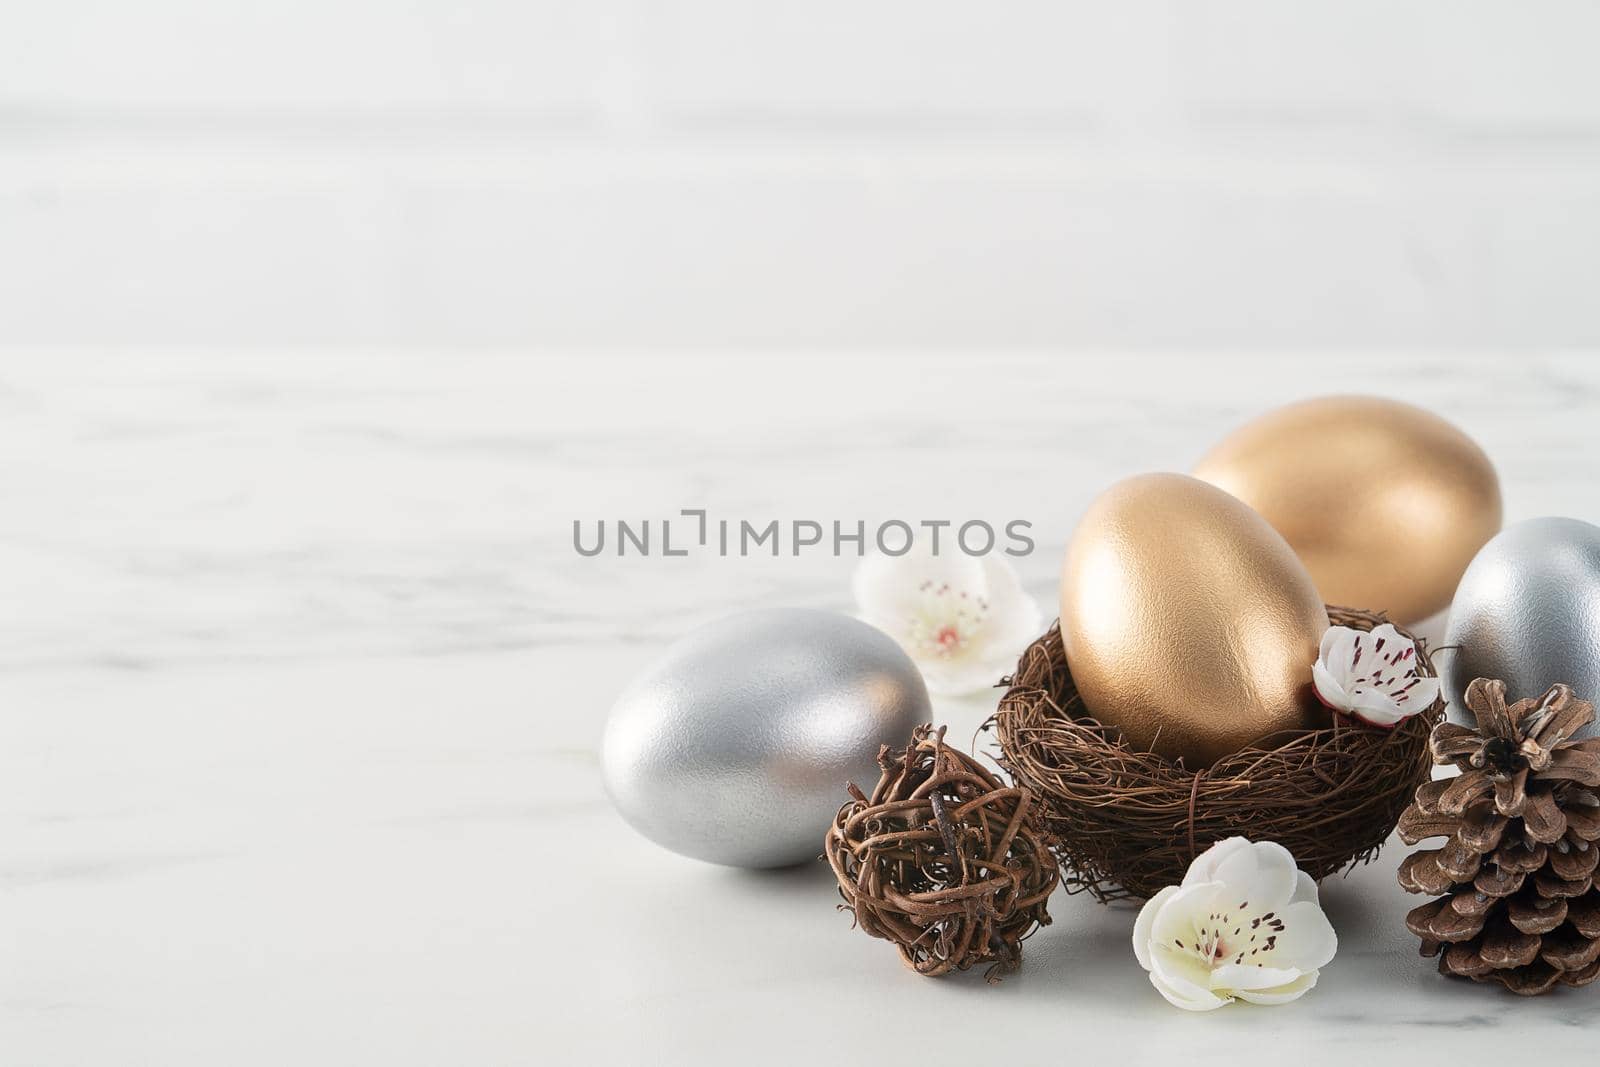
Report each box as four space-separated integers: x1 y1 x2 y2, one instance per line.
1397 677 1600 995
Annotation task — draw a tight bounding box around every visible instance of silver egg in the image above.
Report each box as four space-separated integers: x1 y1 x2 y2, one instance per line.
1443 516 1600 739
601 608 931 867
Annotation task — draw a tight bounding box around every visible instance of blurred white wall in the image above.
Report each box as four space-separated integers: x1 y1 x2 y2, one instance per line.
2 2 1598 350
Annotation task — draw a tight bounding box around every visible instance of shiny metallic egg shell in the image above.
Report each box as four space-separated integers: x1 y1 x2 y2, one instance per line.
601 608 931 867
1443 516 1600 739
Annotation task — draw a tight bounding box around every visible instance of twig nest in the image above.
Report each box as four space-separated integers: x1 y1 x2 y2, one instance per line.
991 607 1443 902
824 725 1058 981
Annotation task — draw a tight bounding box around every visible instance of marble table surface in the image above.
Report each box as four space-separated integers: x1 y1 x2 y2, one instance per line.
5 352 1599 1064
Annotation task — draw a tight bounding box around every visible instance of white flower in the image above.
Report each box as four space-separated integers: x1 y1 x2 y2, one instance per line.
1311 623 1440 728
853 548 1041 695
1133 838 1338 1012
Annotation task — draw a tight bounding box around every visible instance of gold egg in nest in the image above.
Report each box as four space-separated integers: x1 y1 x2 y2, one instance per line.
1059 473 1329 767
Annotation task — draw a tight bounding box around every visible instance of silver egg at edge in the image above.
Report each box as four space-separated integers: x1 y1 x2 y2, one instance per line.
601 608 931 868
1443 516 1600 739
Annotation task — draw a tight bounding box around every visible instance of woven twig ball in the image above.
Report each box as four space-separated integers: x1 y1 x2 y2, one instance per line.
824 725 1057 981
991 607 1442 902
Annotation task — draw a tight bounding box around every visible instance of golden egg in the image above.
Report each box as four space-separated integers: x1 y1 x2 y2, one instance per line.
1059 473 1330 767
1192 396 1501 625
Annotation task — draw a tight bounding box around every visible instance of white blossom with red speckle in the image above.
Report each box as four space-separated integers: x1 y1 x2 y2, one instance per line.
853 549 1040 695
1133 838 1338 1012
1311 623 1439 728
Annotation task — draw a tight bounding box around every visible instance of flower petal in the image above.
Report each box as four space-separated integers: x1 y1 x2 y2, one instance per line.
1182 837 1254 887
1290 869 1320 906
1409 676 1442 708
973 556 1042 643
917 653 1016 696
852 548 986 624
1148 883 1224 952
1273 900 1339 971
1209 963 1303 992
1133 885 1180 971
1209 839 1298 912
1234 969 1319 1005
1150 942 1223 1000
1149 968 1230 1012
1369 623 1409 652
1318 625 1359 671
1311 660 1350 709
1345 694 1405 727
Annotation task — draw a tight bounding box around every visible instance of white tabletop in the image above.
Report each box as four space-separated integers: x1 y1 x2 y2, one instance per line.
4 352 1596 1064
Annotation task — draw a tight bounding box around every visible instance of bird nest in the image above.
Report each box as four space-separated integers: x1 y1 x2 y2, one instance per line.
824 725 1058 981
989 606 1442 903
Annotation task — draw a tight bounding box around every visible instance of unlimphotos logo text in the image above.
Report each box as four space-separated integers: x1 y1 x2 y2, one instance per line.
573 510 1033 558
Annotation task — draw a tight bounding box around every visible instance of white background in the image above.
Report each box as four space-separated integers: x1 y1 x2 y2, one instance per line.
3 2 1600 350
